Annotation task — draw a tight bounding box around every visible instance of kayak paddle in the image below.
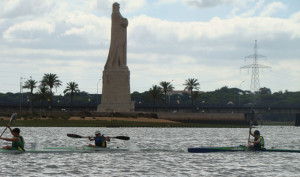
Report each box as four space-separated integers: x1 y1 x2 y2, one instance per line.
248 121 258 146
67 133 130 140
0 113 17 137
248 126 252 146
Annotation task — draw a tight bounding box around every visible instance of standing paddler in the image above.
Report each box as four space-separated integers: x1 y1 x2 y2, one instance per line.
248 127 265 150
88 130 110 148
0 125 25 151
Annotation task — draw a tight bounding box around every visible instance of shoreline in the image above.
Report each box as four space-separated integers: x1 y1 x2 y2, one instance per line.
0 116 294 127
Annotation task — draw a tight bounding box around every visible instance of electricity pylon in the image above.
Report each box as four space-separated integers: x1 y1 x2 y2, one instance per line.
241 40 271 93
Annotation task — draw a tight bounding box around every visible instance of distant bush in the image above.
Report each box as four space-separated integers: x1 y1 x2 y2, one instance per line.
61 115 70 120
0 112 13 117
137 112 158 119
78 111 92 118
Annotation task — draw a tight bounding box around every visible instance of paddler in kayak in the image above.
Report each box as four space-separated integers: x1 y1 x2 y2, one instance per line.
88 130 110 148
248 128 264 150
0 125 25 151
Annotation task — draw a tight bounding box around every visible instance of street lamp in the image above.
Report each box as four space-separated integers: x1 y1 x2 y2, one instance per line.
239 81 244 105
47 98 51 110
19 77 27 112
19 77 22 112
97 79 101 105
88 98 91 110
177 95 181 105
168 80 174 105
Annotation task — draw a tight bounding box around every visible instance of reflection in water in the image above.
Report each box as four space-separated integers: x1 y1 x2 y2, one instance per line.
0 127 299 176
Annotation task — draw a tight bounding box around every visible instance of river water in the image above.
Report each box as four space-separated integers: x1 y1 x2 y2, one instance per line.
0 126 300 176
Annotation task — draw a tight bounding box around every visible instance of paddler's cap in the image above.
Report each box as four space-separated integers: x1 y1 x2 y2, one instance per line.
95 130 101 135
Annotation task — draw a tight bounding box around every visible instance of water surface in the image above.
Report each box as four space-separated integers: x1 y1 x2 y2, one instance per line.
0 126 299 176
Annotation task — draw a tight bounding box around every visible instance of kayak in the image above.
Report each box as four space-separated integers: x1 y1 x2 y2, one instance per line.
0 145 128 154
188 146 300 153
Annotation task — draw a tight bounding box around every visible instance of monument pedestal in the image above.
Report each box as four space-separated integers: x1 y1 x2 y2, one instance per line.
97 102 134 112
97 69 135 112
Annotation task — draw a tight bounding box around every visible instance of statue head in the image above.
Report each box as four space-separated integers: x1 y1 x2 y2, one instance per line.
113 2 120 13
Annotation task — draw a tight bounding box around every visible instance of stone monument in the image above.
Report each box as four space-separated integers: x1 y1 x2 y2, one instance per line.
97 2 135 112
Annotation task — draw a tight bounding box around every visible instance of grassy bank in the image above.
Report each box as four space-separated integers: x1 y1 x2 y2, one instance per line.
0 119 250 128
0 111 295 127
0 111 249 127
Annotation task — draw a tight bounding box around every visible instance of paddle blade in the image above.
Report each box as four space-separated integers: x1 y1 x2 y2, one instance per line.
0 113 17 137
9 113 17 124
112 136 130 140
67 134 84 138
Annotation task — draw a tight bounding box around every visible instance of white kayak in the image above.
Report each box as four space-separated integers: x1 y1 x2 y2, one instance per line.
0 145 128 154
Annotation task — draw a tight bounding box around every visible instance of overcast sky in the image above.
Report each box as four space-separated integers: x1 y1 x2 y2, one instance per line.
0 0 299 95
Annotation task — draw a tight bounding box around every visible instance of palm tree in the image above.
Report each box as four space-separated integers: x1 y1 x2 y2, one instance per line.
36 84 50 109
183 78 200 106
147 85 163 111
23 79 38 112
63 82 80 111
159 81 174 110
41 73 62 109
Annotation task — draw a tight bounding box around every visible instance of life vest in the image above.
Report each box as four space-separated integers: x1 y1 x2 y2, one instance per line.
95 136 107 148
12 135 25 151
254 136 264 149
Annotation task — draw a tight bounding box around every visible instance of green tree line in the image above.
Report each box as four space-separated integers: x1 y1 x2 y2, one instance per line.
1 73 80 112
1 76 300 111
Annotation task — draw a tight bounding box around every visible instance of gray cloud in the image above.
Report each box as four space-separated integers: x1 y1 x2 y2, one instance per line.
0 0 55 18
183 0 236 8
0 0 299 94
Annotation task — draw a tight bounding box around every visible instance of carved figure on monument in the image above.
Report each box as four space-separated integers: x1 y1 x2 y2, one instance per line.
98 2 134 112
105 2 128 70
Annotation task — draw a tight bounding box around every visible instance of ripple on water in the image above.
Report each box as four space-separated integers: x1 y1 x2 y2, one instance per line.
0 127 300 176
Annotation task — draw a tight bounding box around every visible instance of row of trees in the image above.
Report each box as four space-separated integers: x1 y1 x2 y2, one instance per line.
22 73 80 112
147 78 200 109
1 75 300 112
18 77 201 111
1 86 299 107
141 84 300 107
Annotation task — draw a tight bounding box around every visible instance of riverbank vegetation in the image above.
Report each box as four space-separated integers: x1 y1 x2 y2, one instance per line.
0 111 294 127
1 86 299 109
0 118 253 128
0 74 299 123
0 118 293 127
